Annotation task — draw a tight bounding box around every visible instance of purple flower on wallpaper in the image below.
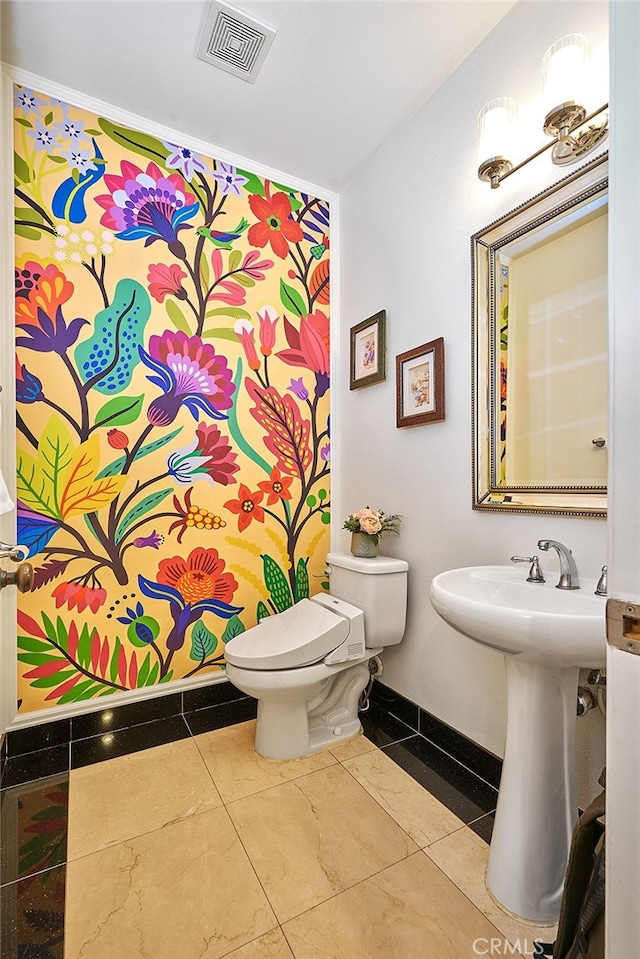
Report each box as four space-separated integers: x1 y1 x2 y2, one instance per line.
287 377 309 401
15 360 43 404
61 148 97 174
132 531 164 550
320 443 331 462
54 117 90 145
139 330 236 426
27 122 55 152
212 162 248 197
14 87 47 117
95 161 199 259
162 141 207 181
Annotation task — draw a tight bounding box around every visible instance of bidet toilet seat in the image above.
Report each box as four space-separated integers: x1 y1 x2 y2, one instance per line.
224 597 353 670
225 646 383 689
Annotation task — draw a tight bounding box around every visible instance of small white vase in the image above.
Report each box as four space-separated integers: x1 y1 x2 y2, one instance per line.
350 532 378 558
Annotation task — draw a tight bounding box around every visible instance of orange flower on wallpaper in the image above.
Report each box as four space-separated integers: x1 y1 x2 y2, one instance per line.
224 484 265 532
248 191 304 259
156 547 238 605
258 467 293 506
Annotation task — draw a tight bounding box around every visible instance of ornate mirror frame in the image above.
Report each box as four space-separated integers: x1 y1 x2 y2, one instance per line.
472 153 608 517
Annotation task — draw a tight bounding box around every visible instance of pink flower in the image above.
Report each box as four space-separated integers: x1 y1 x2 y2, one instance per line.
147 263 187 303
52 581 107 614
257 305 279 357
234 319 260 371
276 310 330 397
354 509 383 534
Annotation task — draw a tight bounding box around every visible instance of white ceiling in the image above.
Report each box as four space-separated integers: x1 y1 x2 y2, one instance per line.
1 0 516 192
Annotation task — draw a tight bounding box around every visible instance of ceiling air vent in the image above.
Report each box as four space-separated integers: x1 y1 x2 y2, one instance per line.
196 0 276 84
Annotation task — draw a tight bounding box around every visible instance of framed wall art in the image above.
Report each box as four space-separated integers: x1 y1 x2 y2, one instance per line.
349 310 386 389
396 337 445 427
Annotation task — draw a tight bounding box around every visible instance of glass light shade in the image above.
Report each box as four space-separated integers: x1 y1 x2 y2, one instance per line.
477 97 516 165
542 34 590 108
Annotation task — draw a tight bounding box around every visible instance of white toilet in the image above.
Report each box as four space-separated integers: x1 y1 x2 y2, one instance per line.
224 552 408 759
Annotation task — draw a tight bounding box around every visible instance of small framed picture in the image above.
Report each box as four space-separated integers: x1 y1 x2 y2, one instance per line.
396 337 445 427
349 310 386 390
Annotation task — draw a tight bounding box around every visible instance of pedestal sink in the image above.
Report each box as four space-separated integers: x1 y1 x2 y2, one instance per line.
429 565 606 924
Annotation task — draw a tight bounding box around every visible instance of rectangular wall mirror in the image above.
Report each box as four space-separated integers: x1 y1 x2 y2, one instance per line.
472 154 608 517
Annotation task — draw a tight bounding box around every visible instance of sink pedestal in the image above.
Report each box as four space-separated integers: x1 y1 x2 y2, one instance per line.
487 658 579 924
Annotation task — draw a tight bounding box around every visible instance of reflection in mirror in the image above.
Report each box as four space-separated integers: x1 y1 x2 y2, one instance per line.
472 154 607 516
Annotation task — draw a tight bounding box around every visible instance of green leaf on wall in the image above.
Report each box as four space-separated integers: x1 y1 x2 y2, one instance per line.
256 601 270 622
16 415 75 519
76 624 94 669
58 679 104 704
222 616 245 643
145 662 160 686
97 118 168 165
15 224 43 241
203 306 251 321
93 394 145 429
165 299 192 334
279 279 306 318
97 427 182 478
190 623 218 661
262 554 293 612
225 360 273 476
137 652 152 687
233 273 255 288
236 169 265 197
228 249 242 272
114 488 173 544
294 559 309 601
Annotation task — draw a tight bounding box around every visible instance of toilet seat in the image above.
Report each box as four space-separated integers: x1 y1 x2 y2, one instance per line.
224 598 350 670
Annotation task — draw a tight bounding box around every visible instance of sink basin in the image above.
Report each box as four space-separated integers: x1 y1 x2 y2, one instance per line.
429 564 606 668
429 564 606 924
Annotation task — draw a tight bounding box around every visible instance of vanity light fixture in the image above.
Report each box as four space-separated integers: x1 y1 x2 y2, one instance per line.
477 33 608 189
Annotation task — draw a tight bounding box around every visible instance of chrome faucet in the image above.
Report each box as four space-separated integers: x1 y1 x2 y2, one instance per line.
537 540 580 590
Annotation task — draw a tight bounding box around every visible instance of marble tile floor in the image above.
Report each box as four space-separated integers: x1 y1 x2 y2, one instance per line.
1 706 556 959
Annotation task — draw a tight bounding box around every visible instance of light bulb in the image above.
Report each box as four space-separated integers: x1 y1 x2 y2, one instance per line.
477 98 516 167
543 34 590 109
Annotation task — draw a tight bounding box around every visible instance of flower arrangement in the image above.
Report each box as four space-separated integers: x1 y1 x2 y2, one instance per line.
343 507 402 545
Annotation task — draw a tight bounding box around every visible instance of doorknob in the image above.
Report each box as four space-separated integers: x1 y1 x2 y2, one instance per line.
0 563 34 593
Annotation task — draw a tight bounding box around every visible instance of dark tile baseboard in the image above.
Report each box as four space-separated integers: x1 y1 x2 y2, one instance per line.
370 680 503 790
1 679 256 789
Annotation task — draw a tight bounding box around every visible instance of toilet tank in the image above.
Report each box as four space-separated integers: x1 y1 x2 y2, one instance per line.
324 552 408 648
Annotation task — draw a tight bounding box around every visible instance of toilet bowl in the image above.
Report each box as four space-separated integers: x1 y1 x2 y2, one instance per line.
224 552 408 760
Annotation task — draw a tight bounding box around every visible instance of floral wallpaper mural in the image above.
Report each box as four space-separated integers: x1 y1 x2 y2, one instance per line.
13 85 331 713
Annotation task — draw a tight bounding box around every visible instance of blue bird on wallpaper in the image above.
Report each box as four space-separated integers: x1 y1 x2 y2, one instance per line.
51 138 106 224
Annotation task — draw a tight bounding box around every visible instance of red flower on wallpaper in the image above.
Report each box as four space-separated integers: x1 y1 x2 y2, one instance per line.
224 484 265 532
147 263 188 302
52 581 107 614
247 191 304 259
258 467 293 506
156 547 238 605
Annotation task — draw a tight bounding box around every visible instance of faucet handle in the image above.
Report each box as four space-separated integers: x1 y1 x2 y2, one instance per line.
510 555 545 583
595 565 607 596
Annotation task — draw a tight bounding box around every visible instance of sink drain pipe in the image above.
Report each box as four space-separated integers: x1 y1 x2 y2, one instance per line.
359 655 384 712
